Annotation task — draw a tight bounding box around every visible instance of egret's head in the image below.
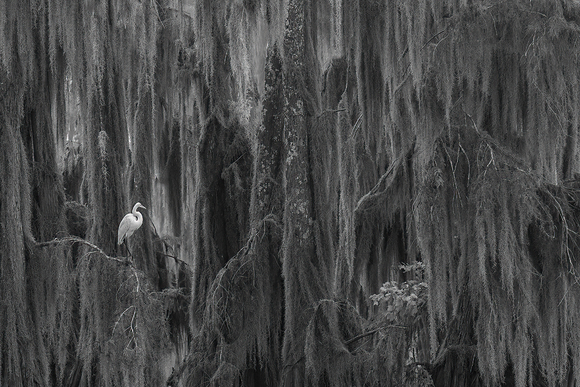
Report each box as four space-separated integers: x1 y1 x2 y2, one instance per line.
133 202 146 211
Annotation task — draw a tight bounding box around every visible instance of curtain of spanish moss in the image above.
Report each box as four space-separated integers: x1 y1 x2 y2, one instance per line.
0 3 75 384
0 77 39 387
75 54 128 384
130 86 158 280
20 32 71 385
188 3 235 330
328 59 358 299
189 117 249 331
21 29 67 244
84 59 127 254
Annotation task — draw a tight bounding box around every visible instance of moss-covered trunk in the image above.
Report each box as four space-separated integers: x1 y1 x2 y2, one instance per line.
241 44 284 385
281 0 326 385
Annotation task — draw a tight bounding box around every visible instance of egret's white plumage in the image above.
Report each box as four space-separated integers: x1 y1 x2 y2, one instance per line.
117 202 146 245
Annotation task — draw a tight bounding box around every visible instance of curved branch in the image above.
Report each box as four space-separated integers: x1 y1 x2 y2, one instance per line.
35 236 128 263
354 143 415 216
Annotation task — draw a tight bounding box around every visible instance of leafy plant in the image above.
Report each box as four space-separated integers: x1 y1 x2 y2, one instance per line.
371 262 432 386
371 262 428 326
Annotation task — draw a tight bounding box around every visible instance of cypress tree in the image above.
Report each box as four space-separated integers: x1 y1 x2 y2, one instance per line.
4 1 580 386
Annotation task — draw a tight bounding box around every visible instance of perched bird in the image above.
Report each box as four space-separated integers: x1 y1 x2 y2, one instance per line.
117 202 146 255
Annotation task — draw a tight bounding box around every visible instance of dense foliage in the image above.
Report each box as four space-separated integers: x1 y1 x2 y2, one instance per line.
3 0 580 386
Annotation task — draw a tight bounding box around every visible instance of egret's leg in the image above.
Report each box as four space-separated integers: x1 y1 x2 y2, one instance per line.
125 242 133 258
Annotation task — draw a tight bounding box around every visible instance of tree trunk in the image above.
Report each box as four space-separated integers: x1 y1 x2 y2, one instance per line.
281 0 325 385
241 44 284 385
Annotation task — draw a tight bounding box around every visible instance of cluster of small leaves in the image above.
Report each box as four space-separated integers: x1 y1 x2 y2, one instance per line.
403 363 435 387
370 262 428 326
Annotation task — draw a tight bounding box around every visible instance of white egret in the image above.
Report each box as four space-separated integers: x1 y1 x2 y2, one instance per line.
118 202 146 256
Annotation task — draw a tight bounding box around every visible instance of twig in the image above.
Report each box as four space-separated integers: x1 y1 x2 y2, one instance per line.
112 305 135 335
421 29 448 51
345 325 407 346
316 108 347 118
394 28 447 96
158 252 190 267
147 215 190 267
224 151 248 171
349 113 363 139
393 72 411 95
355 161 399 213
283 356 305 372
443 145 464 206
459 143 471 186
131 267 141 293
462 107 480 134
125 308 138 351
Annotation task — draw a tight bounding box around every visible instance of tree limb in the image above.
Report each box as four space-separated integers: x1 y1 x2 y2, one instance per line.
35 236 128 263
354 143 415 215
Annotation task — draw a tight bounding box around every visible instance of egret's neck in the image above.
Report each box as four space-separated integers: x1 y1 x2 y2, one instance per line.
134 210 143 223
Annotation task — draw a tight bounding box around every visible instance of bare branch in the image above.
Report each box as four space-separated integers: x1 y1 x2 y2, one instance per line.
36 236 128 263
112 305 136 335
355 143 415 215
